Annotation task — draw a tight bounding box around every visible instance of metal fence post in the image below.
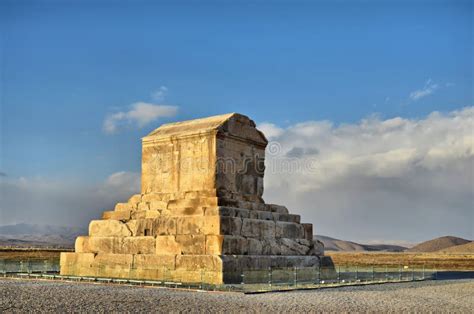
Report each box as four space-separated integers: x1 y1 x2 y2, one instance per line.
0 259 5 277
294 267 297 287
355 265 358 281
371 266 374 281
200 269 203 289
422 264 425 279
412 266 415 281
268 267 272 289
317 264 321 284
399 264 402 281
43 260 48 274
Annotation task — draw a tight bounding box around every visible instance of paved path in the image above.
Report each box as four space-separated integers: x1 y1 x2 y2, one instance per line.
1 278 473 312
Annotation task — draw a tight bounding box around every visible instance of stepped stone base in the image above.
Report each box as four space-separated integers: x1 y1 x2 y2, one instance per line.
60 252 321 284
61 113 332 285
60 199 325 285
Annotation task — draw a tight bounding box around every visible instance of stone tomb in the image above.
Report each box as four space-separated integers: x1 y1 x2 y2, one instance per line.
60 113 327 284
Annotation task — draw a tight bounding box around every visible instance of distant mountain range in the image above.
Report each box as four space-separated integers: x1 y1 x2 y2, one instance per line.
0 223 86 248
0 223 471 253
406 236 471 253
315 235 473 253
314 235 408 252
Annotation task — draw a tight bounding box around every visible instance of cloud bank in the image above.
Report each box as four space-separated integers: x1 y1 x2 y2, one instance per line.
260 107 473 242
0 172 140 227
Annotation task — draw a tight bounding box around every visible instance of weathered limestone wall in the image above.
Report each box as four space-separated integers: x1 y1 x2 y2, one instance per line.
141 133 217 195
60 113 328 284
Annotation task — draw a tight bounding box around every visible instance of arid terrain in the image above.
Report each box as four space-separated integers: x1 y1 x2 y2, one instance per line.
0 248 67 262
1 278 472 312
326 251 474 270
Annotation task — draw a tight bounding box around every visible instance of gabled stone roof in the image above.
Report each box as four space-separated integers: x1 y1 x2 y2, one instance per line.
143 112 267 145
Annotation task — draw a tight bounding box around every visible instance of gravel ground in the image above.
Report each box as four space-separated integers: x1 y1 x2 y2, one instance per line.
1 278 473 313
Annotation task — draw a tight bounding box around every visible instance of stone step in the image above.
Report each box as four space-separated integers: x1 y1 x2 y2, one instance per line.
75 233 322 257
60 252 321 284
103 206 300 223
91 216 310 240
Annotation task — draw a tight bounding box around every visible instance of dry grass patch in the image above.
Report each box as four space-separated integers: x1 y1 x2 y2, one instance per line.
327 251 474 270
0 249 67 261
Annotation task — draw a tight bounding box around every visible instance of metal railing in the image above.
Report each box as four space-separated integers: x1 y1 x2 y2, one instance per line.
0 259 436 293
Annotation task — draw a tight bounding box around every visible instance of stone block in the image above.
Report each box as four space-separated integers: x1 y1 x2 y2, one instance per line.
204 206 220 216
176 217 204 235
241 175 255 195
149 200 168 211
200 197 219 207
93 253 134 268
309 240 324 256
127 218 177 236
249 211 259 219
173 206 205 216
156 236 181 255
221 255 272 272
137 202 150 211
247 238 263 255
133 254 176 270
233 208 250 218
275 221 304 239
205 235 222 255
145 210 161 219
176 235 206 254
75 236 91 253
89 220 131 237
153 217 177 235
261 239 281 255
269 204 289 214
123 236 155 254
60 252 95 267
88 237 120 253
280 238 310 255
201 216 221 235
102 210 131 220
219 217 242 236
131 210 147 219
288 214 301 223
60 252 96 277
257 211 274 221
115 203 133 211
302 223 313 240
176 255 222 272
205 235 248 255
241 219 275 238
161 209 172 216
128 194 142 205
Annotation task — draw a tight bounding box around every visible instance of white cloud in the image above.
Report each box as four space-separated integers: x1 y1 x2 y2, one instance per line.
151 86 168 101
262 107 474 242
409 79 439 101
103 102 178 134
257 122 284 139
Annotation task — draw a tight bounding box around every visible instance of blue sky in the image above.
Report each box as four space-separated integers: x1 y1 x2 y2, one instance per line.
1 0 472 242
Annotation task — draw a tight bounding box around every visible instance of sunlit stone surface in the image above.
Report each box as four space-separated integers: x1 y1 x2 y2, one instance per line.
60 113 329 284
